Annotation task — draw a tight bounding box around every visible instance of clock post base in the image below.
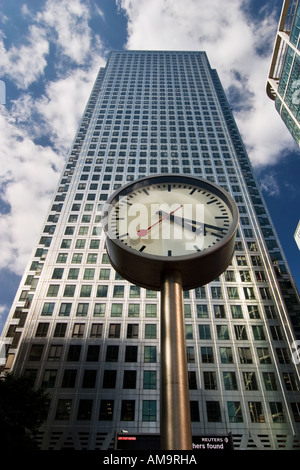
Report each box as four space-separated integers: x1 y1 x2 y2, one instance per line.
160 270 193 450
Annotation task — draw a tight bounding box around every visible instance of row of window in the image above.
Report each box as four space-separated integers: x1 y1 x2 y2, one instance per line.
51 397 300 424
40 283 274 304
32 320 284 344
43 266 270 285
34 302 277 321
35 366 298 393
26 343 294 366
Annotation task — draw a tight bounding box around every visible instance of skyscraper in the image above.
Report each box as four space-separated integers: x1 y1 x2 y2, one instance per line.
267 0 300 145
1 50 300 450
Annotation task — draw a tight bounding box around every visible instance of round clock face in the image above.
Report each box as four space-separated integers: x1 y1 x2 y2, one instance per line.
105 176 235 259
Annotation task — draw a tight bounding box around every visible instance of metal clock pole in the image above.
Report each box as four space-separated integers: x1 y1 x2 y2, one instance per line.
160 270 193 450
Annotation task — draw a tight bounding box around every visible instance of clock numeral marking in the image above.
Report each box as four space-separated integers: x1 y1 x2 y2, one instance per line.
189 188 196 195
168 184 171 192
118 233 129 239
139 245 146 252
168 250 172 257
194 245 201 252
143 189 150 196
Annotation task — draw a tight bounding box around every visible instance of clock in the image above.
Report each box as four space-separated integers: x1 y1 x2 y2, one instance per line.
103 174 239 290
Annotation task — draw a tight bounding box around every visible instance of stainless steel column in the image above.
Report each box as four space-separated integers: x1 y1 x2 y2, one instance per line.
160 270 193 450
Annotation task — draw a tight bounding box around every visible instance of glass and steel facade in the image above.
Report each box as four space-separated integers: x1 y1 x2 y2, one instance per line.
267 0 300 145
1 51 300 450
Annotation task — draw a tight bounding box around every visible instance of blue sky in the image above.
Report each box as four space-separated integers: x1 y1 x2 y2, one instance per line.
0 0 299 332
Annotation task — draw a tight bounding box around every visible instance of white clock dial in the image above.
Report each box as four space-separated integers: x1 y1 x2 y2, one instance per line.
107 181 233 258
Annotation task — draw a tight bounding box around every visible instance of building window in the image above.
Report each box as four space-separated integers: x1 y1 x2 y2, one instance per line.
123 370 137 389
219 347 233 364
145 304 157 317
234 325 248 340
243 372 258 390
127 324 139 339
262 372 277 391
223 372 238 390
61 369 77 388
52 268 64 279
97 285 108 297
203 371 217 390
82 370 97 388
85 345 100 362
217 325 229 340
144 346 156 363
99 268 110 280
42 369 57 388
80 285 92 297
143 371 156 389
257 347 271 364
199 325 211 340
197 304 208 318
103 370 117 388
201 346 214 363
121 400 135 421
238 347 252 364
108 323 121 338
28 344 44 361
231 305 243 318
248 402 265 423
68 268 80 279
41 302 55 316
55 399 72 420
76 303 89 316
99 400 114 421
113 285 124 297
90 323 103 338
125 345 138 362
142 400 156 421
54 323 67 337
252 325 265 340
59 303 72 316
106 345 119 362
94 303 106 316
47 285 59 297
35 323 49 337
190 401 200 422
128 304 140 317
72 323 85 338
206 401 222 422
66 345 81 362
63 285 76 297
77 399 93 420
269 402 285 423
227 401 243 422
111 304 123 317
129 286 140 297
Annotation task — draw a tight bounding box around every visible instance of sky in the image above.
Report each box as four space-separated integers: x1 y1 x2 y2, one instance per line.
0 0 299 333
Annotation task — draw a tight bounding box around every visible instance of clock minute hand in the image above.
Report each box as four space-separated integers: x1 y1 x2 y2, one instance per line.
156 210 201 233
137 205 183 237
157 211 226 235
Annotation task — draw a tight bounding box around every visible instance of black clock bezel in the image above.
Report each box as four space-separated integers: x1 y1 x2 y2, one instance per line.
103 174 239 290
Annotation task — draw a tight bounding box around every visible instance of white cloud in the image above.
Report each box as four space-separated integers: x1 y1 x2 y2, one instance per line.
0 107 63 274
34 66 101 152
0 24 49 89
118 0 297 166
36 0 94 64
0 1 107 277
